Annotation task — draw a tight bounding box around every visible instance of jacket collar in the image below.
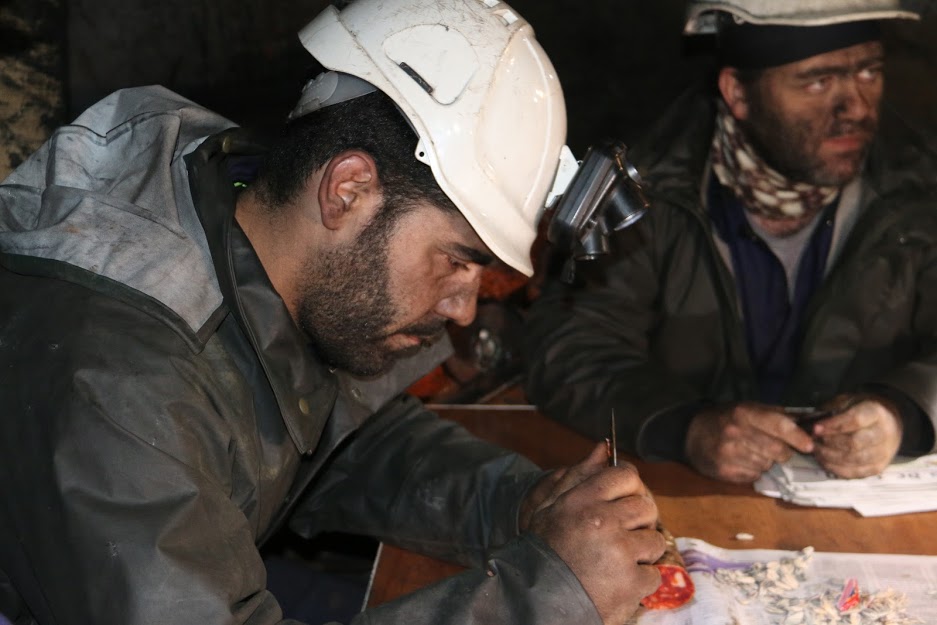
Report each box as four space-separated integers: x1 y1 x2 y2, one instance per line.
185 129 337 454
628 81 717 218
183 128 453 454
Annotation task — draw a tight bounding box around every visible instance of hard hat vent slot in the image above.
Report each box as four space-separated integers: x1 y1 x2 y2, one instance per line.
384 24 478 105
398 63 434 96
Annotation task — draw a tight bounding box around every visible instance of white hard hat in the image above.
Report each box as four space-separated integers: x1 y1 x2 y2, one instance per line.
685 0 920 34
295 0 577 276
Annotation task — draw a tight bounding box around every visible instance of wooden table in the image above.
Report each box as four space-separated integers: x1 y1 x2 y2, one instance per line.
367 406 937 607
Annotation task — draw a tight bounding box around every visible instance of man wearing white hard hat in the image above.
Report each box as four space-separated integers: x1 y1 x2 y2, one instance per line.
526 0 937 484
0 1 665 624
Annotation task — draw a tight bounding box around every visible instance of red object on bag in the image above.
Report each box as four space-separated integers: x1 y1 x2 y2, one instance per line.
640 563 696 610
837 578 861 612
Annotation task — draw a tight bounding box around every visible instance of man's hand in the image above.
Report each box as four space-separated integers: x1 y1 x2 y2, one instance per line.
685 402 815 483
811 394 903 478
525 443 666 625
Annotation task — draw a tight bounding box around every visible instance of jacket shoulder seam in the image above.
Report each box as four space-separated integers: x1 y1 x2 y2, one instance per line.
0 252 225 352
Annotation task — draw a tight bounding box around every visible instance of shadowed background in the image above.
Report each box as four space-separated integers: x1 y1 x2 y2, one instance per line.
3 0 934 180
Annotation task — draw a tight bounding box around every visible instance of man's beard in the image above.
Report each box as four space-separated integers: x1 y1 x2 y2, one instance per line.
742 88 877 187
296 208 446 377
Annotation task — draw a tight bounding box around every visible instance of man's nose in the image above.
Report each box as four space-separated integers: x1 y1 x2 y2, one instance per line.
434 268 483 327
835 77 875 120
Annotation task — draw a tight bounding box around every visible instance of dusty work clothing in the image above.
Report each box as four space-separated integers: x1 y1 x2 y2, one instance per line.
0 87 599 625
524 85 937 462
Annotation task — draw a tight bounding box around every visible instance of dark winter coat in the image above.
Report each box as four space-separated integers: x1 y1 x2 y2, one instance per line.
0 87 599 625
525 86 937 461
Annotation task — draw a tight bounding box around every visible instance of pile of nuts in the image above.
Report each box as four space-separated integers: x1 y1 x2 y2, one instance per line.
712 547 922 625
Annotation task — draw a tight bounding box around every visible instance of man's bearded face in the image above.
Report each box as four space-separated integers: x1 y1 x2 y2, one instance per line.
296 207 447 377
740 41 884 187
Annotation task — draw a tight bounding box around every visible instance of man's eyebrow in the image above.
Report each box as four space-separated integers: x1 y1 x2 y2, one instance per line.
795 55 885 80
452 244 495 266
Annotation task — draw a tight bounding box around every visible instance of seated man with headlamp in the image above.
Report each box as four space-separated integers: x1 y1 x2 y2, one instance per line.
525 0 937 484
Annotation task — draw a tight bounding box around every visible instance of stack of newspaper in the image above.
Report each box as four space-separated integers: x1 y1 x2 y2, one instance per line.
754 453 937 516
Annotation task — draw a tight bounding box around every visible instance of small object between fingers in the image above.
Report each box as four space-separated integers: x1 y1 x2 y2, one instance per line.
783 406 832 434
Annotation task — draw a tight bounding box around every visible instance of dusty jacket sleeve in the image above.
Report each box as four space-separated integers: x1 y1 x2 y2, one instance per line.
290 394 543 563
857 199 937 455
523 221 707 459
353 533 599 625
0 295 307 624
288 394 602 625
1 272 602 625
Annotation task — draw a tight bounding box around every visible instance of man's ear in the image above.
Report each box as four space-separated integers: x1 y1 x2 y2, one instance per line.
718 67 750 121
317 150 380 231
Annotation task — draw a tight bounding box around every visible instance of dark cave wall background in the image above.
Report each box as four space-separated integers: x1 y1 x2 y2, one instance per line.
2 0 937 179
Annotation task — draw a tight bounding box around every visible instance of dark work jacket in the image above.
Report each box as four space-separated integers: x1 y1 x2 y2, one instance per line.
524 85 937 461
0 87 599 625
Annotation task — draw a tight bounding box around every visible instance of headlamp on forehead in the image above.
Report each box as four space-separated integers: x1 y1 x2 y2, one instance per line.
289 72 650 283
546 141 650 283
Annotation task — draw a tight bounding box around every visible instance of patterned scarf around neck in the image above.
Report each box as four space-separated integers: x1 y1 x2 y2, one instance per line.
710 101 839 236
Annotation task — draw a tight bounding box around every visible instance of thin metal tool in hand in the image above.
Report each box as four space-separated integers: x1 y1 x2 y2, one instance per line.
608 409 618 467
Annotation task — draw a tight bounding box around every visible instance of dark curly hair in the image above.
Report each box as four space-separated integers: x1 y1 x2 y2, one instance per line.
252 89 457 224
